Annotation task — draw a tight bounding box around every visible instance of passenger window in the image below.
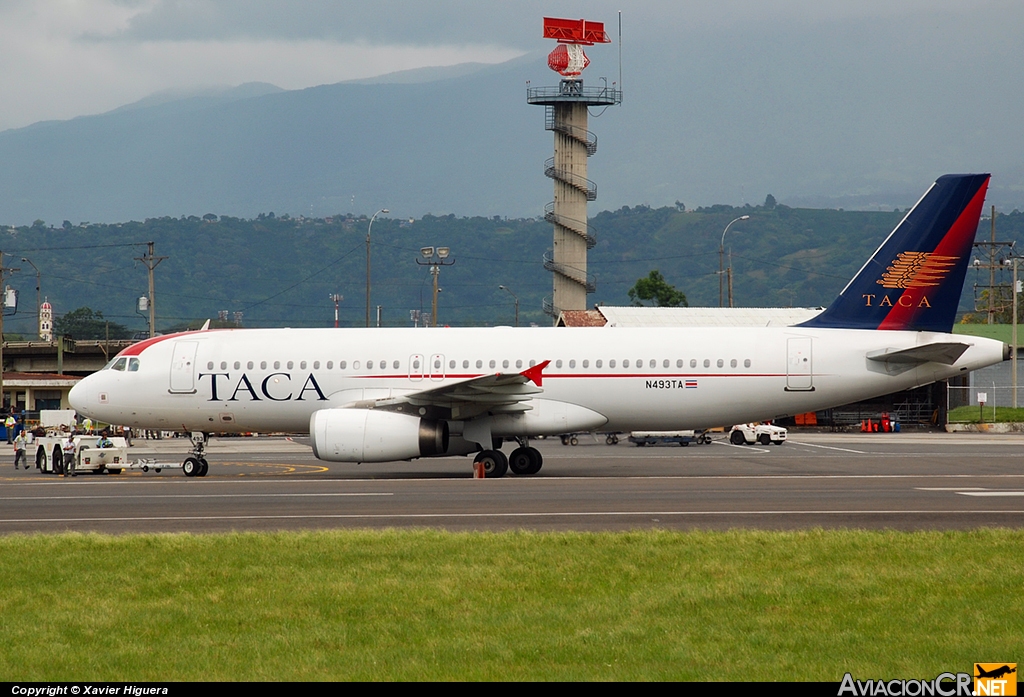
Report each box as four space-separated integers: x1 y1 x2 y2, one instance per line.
434 358 441 369
676 359 683 368
221 362 227 370
703 359 710 368
623 359 630 368
413 359 420 369
650 359 656 369
663 359 669 368
327 361 333 369
367 361 374 369
569 359 576 369
476 360 483 369
300 361 307 370
730 359 737 368
261 361 267 370
582 359 589 368
555 359 563 368
207 362 214 370
393 360 400 369
502 359 509 369
744 359 751 368
313 361 320 369
128 358 140 372
248 361 254 370
489 360 496 369
287 361 294 370
717 359 724 368
610 359 616 368
529 359 536 367
234 361 240 370
463 360 469 369
274 361 280 370
596 359 602 368
690 359 697 368
354 361 361 370
449 360 456 369
516 359 523 369
340 361 347 369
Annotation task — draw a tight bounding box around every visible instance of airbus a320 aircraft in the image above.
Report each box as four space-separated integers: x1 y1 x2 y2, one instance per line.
69 174 1007 477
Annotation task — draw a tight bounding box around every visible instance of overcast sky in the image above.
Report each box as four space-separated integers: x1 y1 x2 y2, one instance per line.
1 0 1010 133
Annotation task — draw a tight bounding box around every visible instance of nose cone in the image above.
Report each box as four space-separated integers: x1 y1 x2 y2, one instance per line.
69 377 91 414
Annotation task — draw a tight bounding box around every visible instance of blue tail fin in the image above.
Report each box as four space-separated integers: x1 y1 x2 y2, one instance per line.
798 173 990 332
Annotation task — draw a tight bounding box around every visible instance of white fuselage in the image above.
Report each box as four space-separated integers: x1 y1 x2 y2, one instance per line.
69 326 1005 438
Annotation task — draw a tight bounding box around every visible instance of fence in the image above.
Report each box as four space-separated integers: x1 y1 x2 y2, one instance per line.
947 384 1023 421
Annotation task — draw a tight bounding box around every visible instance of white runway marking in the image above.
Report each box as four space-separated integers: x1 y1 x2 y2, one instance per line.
0 492 393 501
786 441 868 454
3 510 1024 525
956 491 1024 497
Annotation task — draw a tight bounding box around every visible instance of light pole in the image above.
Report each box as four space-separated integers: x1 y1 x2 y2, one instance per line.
329 293 343 328
719 215 749 307
19 257 39 338
499 285 519 327
417 247 454 327
366 208 389 327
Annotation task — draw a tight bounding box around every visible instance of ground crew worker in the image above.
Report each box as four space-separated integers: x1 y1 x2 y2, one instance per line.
5 413 15 444
13 431 26 469
62 436 76 477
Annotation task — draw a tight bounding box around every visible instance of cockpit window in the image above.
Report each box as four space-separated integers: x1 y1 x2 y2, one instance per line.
128 358 140 372
110 357 128 371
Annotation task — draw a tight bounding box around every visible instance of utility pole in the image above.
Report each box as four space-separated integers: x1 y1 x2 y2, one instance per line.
971 207 1014 323
134 242 167 338
329 294 343 328
0 252 20 413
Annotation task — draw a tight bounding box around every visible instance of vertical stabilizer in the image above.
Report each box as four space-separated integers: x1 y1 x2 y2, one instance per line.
799 173 990 332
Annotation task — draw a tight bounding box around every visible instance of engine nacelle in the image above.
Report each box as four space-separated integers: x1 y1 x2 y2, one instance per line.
310 409 448 463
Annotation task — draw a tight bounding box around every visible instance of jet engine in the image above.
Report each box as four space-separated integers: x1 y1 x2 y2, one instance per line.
310 409 448 462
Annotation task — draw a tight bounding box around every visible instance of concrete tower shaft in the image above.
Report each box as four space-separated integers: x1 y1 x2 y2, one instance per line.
528 17 621 321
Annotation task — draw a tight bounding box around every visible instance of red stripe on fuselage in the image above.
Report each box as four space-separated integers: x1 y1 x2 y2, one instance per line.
878 177 989 330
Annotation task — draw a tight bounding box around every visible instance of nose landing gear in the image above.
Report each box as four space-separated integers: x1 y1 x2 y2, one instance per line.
182 432 210 477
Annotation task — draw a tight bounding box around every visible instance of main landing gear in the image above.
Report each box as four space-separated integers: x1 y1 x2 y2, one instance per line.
182 431 210 478
474 438 543 478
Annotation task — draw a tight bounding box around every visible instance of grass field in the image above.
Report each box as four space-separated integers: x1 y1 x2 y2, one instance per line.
1 529 1021 681
947 405 1024 423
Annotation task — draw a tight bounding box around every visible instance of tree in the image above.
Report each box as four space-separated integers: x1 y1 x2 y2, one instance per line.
764 194 777 209
54 307 131 340
628 270 688 307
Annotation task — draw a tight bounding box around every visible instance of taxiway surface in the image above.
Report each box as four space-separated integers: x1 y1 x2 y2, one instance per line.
2 432 1023 533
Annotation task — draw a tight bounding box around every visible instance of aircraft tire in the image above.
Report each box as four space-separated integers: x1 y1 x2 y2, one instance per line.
523 447 542 475
475 449 508 478
508 447 533 475
570 436 579 446
198 459 209 477
730 430 746 445
183 457 201 477
759 434 771 446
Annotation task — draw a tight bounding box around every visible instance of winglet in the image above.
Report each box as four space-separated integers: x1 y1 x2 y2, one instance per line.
200 319 211 331
521 360 551 387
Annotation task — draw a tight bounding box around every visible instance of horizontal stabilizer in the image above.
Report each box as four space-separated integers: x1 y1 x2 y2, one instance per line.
866 342 970 365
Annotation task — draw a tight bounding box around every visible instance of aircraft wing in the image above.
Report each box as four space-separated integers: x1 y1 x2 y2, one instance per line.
866 342 971 365
341 360 550 421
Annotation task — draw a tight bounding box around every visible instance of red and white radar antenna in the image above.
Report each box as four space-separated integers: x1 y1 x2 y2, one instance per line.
542 17 610 77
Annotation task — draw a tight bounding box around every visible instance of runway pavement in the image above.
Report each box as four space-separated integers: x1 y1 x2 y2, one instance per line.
2 432 1024 533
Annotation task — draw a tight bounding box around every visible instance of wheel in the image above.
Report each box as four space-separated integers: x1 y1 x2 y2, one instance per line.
474 450 508 478
758 433 771 446
183 457 201 477
107 468 122 474
142 466 149 473
730 430 746 445
773 440 784 445
560 436 569 446
606 435 614 445
198 459 209 477
635 441 645 447
508 447 533 475
570 436 579 446
508 447 542 476
155 468 161 473
679 440 689 446
36 447 46 471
